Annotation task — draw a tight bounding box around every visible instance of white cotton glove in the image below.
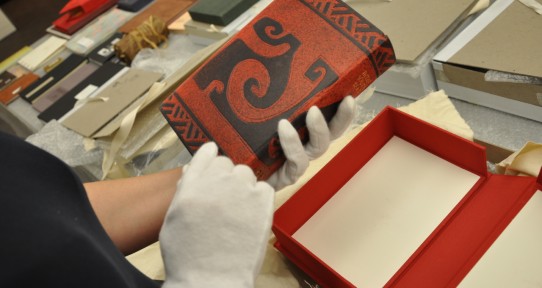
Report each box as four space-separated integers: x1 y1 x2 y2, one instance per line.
267 96 356 190
159 142 275 288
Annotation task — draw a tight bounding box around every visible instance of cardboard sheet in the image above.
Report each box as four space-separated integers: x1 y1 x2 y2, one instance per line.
348 0 477 63
293 136 480 287
459 190 542 287
448 0 542 78
61 68 162 137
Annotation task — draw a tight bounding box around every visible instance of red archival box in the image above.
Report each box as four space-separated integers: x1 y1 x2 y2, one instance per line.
160 0 396 180
272 106 542 287
53 0 118 35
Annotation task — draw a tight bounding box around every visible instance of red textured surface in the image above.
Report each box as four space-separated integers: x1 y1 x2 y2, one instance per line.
161 0 395 180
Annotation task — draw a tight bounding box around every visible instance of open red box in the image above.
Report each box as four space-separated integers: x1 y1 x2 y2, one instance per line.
273 106 542 287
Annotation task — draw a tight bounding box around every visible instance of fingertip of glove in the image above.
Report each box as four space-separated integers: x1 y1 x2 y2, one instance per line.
277 118 290 129
308 105 320 113
198 141 219 156
277 119 296 137
232 164 257 184
199 141 218 153
212 155 235 171
255 181 275 195
307 106 324 121
341 95 356 110
186 142 219 175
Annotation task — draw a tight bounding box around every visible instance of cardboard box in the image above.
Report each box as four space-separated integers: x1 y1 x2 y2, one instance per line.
273 106 542 287
433 0 542 122
161 0 396 180
347 0 480 100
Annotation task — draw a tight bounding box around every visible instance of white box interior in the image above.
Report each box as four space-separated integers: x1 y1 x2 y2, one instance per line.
459 190 542 288
293 136 480 287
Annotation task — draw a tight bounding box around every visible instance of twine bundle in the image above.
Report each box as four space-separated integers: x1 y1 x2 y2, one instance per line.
114 16 169 64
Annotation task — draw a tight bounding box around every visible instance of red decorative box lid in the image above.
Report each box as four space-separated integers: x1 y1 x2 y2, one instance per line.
161 0 395 179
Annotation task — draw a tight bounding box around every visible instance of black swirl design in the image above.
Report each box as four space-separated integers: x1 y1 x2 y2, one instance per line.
192 17 338 165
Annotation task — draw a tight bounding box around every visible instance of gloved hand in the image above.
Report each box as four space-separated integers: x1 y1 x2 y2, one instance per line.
159 142 275 288
267 96 356 190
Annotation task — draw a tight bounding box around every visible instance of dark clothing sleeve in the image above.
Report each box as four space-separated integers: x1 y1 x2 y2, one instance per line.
0 132 161 288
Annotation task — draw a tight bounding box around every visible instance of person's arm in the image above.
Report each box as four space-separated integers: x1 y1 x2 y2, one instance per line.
84 167 182 255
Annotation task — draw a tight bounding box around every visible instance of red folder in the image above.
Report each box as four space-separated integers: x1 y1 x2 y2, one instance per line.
53 0 118 35
273 107 542 287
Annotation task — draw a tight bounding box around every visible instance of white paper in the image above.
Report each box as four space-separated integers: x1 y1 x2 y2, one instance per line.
74 85 99 101
459 190 542 288
18 36 67 71
293 136 480 287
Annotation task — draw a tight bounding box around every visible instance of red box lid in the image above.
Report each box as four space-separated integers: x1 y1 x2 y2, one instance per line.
160 0 395 180
59 0 105 16
53 0 118 35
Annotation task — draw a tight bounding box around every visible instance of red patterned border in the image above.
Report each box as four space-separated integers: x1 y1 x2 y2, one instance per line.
160 92 211 152
300 0 395 75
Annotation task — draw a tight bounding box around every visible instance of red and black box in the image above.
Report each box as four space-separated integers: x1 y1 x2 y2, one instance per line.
160 0 395 179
